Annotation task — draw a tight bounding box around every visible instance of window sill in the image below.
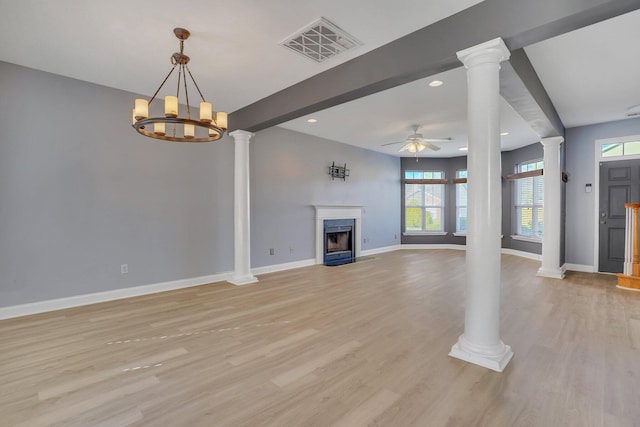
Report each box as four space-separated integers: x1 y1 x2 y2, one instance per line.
511 234 542 243
403 231 448 236
453 232 467 237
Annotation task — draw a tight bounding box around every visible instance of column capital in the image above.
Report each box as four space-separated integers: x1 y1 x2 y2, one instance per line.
457 38 510 68
229 129 255 142
540 135 564 147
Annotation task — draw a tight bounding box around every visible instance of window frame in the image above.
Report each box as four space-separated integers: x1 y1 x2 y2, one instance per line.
454 170 467 235
403 170 447 235
513 159 544 241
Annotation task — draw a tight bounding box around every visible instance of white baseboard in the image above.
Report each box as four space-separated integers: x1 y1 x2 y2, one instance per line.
0 272 233 321
361 245 402 256
564 263 595 273
252 259 316 275
401 244 466 251
0 249 590 321
500 248 542 261
400 244 542 262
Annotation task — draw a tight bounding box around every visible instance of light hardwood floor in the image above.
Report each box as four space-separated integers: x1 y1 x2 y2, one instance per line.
1 250 639 427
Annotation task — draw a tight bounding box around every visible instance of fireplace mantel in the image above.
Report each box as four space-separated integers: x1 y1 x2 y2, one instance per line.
313 205 362 264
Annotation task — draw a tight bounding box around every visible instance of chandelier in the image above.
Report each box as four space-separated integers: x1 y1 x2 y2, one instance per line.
132 28 227 142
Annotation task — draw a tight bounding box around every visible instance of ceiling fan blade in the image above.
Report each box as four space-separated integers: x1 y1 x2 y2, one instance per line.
421 137 452 143
381 141 406 146
422 141 441 151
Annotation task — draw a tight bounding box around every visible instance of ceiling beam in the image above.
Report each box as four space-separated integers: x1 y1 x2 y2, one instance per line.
500 49 565 139
229 0 640 133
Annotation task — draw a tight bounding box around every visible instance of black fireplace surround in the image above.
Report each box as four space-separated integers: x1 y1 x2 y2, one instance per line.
323 219 355 266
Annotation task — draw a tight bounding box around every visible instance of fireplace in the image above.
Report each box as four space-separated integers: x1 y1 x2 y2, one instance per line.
324 219 355 266
314 205 362 265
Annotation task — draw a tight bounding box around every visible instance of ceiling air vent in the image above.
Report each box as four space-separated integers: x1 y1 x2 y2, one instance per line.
280 17 362 63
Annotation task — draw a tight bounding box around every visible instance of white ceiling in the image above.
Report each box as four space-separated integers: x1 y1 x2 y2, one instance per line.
1 1 638 158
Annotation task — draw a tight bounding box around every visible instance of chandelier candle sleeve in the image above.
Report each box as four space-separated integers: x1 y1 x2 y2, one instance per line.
184 123 195 138
165 96 178 118
200 102 212 122
154 122 165 136
134 99 148 120
216 112 227 129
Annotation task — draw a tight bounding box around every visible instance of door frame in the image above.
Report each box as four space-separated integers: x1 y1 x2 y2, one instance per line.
593 134 640 272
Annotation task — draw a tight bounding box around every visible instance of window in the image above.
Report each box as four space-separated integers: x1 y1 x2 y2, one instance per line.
514 160 544 239
404 171 445 233
601 140 640 157
455 170 467 233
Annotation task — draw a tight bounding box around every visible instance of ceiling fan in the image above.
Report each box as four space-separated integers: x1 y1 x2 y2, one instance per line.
382 125 452 153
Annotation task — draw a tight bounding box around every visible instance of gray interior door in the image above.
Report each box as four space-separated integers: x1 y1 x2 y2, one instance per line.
599 159 640 273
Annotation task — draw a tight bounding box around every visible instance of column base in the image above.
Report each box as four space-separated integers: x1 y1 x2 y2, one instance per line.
228 275 258 286
449 334 513 372
536 266 565 279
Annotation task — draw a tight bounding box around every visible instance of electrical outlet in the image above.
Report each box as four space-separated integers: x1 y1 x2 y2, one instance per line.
290 247 294 254
269 248 275 256
121 264 128 274
394 234 398 239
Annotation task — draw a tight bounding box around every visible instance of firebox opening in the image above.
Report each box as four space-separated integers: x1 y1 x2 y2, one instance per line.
324 219 355 266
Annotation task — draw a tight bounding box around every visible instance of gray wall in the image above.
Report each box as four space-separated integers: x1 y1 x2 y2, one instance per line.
0 61 401 308
0 61 235 307
251 127 400 267
565 117 640 267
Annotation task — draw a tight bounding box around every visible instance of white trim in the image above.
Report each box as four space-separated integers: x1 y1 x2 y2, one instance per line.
252 259 316 275
500 248 541 261
401 244 466 251
361 245 402 256
0 246 567 320
536 265 566 279
0 272 232 320
403 231 448 236
564 263 595 273
449 334 513 373
511 234 542 244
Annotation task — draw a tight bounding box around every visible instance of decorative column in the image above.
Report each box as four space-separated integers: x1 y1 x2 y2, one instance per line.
537 136 565 279
449 38 513 372
229 130 258 285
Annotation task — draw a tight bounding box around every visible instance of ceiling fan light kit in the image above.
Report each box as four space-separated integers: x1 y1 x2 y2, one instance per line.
132 28 227 143
382 125 450 159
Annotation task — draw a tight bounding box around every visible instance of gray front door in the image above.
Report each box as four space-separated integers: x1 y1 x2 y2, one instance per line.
599 159 640 273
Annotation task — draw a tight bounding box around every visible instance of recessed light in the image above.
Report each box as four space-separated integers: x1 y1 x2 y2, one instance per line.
500 132 509 136
428 80 443 87
459 147 468 151
307 118 317 123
